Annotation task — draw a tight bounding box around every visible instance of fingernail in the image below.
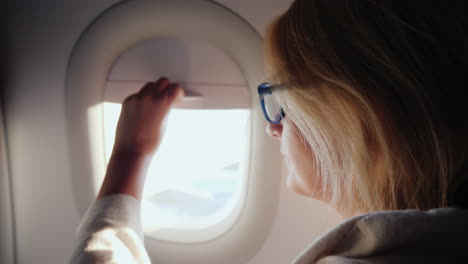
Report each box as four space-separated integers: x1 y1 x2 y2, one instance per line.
176 89 185 100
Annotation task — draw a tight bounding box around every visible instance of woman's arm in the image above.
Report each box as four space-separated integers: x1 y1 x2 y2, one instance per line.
70 78 184 264
98 77 184 200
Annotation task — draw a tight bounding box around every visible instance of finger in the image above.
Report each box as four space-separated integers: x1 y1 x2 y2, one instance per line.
159 83 184 102
169 83 185 102
138 77 169 97
123 93 138 104
150 77 174 98
137 82 155 98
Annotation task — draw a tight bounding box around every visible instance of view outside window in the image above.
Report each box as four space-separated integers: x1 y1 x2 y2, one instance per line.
103 102 250 232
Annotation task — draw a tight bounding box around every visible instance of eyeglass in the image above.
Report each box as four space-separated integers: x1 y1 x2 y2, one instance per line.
258 82 286 124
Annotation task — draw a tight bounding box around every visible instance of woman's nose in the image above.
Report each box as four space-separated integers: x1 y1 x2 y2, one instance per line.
266 122 283 140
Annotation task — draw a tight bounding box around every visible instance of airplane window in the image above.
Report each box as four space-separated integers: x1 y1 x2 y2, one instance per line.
66 0 279 256
104 102 250 235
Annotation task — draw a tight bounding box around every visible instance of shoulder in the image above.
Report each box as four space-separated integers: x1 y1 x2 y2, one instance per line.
292 208 468 264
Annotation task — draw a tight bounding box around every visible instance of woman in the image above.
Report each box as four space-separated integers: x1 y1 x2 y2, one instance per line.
70 0 468 263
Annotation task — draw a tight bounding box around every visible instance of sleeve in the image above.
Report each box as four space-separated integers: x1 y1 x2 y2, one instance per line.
69 194 151 264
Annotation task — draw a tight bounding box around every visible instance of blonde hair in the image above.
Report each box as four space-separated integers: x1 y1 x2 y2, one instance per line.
266 0 468 212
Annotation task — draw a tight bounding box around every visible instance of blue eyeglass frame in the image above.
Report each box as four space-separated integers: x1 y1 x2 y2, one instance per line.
257 82 285 124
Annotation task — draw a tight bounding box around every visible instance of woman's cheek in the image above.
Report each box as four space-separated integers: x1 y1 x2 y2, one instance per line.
281 119 323 197
284 157 309 196
285 144 323 197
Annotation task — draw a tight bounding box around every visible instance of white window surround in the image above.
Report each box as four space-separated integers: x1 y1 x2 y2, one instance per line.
65 0 283 263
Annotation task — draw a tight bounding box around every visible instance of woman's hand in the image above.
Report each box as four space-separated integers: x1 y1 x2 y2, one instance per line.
113 77 184 156
97 77 184 200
